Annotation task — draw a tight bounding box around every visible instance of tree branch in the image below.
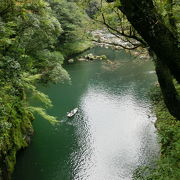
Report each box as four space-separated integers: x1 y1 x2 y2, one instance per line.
92 39 141 50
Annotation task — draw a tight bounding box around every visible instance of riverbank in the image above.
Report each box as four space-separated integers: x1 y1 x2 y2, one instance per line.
67 29 150 64
91 29 150 60
134 85 180 179
62 40 93 60
150 86 180 179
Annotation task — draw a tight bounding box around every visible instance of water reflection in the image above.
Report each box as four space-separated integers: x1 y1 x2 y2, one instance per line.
13 47 159 180
69 85 159 180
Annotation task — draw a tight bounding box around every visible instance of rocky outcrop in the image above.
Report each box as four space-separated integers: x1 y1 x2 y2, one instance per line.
92 29 130 50
91 29 150 59
77 53 107 62
68 59 75 63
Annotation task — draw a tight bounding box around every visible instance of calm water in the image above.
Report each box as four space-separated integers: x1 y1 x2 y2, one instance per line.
13 47 159 180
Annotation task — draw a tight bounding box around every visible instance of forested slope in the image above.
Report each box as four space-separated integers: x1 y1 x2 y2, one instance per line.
0 0 91 179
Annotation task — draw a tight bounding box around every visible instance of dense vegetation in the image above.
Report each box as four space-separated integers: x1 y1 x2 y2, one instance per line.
0 0 91 179
148 86 180 180
0 0 179 179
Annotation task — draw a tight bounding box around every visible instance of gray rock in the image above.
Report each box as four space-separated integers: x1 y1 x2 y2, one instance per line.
68 59 74 63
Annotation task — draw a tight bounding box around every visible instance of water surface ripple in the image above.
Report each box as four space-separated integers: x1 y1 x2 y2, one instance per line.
13 47 159 180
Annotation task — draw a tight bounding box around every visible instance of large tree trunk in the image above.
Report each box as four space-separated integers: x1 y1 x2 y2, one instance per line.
115 0 180 83
155 59 180 120
106 0 180 119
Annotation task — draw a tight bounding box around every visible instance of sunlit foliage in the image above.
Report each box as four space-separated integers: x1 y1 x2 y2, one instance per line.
0 0 91 177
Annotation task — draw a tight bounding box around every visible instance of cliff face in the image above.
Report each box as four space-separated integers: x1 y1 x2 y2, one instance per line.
0 111 34 180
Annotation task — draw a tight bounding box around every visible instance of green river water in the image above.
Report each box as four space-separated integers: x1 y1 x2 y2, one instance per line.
13 47 159 180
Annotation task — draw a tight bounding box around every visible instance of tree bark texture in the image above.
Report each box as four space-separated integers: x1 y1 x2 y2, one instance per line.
155 59 180 120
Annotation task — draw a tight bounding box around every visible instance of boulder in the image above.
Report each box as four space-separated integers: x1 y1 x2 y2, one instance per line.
68 59 74 63
78 58 86 61
85 53 96 60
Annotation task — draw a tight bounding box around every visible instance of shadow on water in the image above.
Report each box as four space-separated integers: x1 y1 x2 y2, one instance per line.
13 47 159 180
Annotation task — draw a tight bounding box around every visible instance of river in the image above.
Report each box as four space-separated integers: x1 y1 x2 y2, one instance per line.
13 47 159 180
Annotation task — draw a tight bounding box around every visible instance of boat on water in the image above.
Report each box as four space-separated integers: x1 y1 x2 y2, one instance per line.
67 108 78 118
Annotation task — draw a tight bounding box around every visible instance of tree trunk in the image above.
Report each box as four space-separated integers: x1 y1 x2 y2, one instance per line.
106 0 180 119
155 59 180 120
116 0 180 83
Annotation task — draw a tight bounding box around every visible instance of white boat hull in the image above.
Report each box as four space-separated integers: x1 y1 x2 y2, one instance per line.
67 108 78 117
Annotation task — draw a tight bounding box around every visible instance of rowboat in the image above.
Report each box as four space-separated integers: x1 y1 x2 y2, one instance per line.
67 108 78 118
